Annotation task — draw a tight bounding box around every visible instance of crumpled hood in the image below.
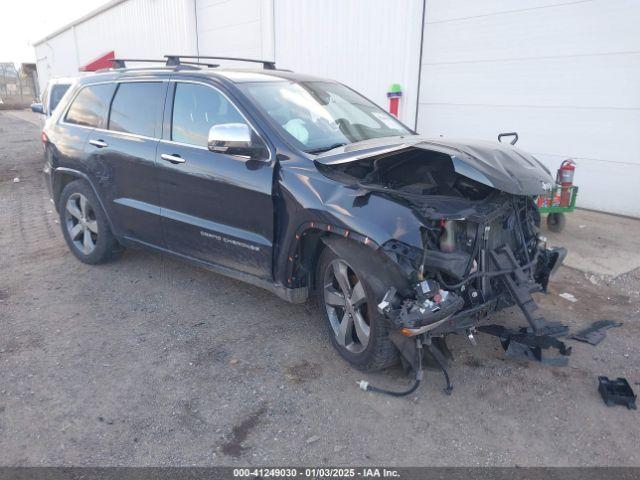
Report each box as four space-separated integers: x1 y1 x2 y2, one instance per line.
315 135 555 196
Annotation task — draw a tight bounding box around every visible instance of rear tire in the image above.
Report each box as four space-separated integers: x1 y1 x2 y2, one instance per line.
58 180 120 264
316 243 398 371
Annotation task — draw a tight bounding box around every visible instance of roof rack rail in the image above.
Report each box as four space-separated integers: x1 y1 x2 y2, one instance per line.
165 55 276 70
109 58 170 69
106 58 203 71
179 60 220 68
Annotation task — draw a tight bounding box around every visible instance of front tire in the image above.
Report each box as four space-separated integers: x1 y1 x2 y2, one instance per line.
316 243 398 371
59 180 120 264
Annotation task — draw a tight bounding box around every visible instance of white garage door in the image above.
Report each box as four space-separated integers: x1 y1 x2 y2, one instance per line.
416 0 640 217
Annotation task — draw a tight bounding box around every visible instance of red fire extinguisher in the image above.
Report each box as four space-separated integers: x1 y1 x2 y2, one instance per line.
387 83 402 117
556 159 576 207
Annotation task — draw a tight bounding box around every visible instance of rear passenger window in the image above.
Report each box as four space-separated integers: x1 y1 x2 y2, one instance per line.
65 84 114 128
172 82 246 147
108 82 164 137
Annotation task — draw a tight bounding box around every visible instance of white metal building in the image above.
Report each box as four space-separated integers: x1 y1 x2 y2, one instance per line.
33 0 640 217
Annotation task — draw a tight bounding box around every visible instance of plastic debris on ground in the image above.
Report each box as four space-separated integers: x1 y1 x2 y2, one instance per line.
559 292 578 303
598 377 637 410
569 320 623 346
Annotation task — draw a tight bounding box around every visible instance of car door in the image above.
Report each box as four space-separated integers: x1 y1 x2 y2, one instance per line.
156 79 275 279
54 82 115 183
85 80 167 247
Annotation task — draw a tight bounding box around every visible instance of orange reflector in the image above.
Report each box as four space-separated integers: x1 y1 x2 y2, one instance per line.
400 328 413 337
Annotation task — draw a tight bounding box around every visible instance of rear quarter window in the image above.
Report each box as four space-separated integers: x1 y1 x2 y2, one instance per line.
64 84 115 128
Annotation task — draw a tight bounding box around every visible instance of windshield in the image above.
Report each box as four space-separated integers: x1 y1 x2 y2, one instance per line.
239 80 411 153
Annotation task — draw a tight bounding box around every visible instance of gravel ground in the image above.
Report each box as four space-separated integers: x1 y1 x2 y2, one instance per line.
0 111 638 466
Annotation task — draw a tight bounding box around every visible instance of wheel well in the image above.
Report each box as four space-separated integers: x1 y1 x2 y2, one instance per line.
53 171 80 209
296 229 327 291
294 230 408 295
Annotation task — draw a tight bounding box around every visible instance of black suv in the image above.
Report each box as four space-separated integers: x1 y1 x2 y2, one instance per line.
43 56 567 375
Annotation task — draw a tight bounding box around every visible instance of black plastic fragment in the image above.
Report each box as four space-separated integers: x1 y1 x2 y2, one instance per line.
569 320 623 346
490 246 566 335
598 376 637 410
478 324 572 366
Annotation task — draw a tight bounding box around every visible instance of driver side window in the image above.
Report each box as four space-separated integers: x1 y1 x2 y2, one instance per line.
171 82 246 148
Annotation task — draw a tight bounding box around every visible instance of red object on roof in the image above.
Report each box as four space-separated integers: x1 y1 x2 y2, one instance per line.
79 51 115 72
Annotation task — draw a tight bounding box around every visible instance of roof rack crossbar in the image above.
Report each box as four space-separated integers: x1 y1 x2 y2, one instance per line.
164 55 276 70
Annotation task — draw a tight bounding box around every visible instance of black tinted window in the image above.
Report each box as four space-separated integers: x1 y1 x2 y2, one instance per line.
50 84 70 113
172 82 245 147
65 84 114 128
108 82 164 137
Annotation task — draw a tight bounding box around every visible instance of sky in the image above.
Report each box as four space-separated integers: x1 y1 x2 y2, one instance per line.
1 0 110 64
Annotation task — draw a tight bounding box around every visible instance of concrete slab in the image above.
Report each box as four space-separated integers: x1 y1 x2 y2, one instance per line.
2 109 43 127
543 208 640 277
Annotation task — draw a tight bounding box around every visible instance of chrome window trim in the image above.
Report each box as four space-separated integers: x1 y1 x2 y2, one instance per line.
58 77 272 162
160 139 207 151
94 127 157 142
168 79 272 162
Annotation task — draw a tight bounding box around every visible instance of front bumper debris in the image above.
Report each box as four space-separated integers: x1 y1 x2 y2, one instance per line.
598 377 637 410
569 320 623 346
377 280 464 333
477 324 572 366
491 245 568 335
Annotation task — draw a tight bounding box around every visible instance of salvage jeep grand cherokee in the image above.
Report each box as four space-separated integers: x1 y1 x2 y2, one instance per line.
42 56 569 391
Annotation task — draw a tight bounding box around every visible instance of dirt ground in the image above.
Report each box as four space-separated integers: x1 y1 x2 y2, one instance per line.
0 111 638 466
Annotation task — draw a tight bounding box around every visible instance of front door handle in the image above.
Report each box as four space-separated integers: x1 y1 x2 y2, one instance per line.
160 153 186 164
89 139 108 148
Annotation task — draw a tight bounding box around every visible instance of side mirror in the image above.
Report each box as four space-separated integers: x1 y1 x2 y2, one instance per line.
31 103 44 114
207 123 267 159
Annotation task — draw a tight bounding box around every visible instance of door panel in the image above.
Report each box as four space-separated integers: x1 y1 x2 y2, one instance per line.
85 81 167 246
157 142 274 278
157 81 275 279
87 131 162 245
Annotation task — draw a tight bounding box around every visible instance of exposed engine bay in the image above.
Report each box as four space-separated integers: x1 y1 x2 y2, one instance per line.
317 143 570 394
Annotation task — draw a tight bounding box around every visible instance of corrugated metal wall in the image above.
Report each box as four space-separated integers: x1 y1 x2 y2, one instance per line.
35 29 80 90
32 0 639 216
416 0 640 217
273 0 423 127
196 0 274 60
34 0 198 92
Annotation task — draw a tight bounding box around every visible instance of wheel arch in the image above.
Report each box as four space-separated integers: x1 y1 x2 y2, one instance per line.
53 168 116 233
284 223 411 299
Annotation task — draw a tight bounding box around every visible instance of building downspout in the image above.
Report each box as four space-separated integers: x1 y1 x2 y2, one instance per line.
413 0 427 132
193 0 200 57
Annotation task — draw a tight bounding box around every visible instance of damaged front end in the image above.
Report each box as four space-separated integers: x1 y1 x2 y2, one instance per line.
316 138 572 386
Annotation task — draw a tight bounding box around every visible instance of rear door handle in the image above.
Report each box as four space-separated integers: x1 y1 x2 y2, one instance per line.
160 153 186 164
89 139 108 148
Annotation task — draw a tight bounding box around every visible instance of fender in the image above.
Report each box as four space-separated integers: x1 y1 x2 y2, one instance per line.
275 162 426 289
322 236 411 297
52 167 117 233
